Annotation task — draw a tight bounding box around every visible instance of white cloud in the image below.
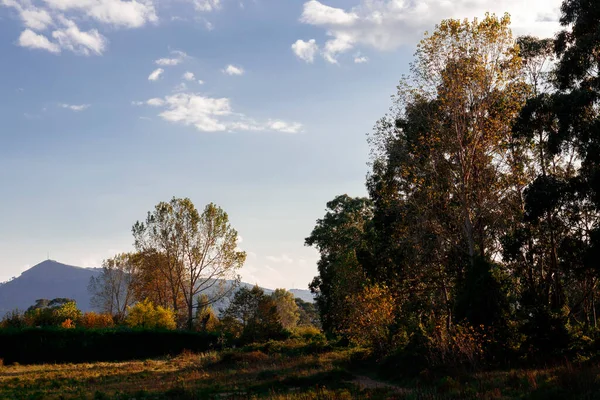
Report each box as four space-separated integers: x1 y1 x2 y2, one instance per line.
41 0 157 28
197 79 205 85
157 93 232 132
301 0 357 25
52 18 107 55
17 29 60 53
142 92 303 133
21 8 53 30
223 64 244 76
292 39 318 63
155 50 188 66
131 100 144 105
148 68 164 81
182 71 195 81
298 0 563 64
266 120 302 134
354 55 368 63
1 0 156 56
193 0 220 12
146 98 165 106
60 103 90 111
1 1 54 30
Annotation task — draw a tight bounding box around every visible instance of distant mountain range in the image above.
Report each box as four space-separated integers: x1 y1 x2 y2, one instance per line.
0 260 314 315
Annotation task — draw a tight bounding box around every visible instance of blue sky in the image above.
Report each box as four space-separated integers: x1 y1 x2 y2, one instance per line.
0 0 561 289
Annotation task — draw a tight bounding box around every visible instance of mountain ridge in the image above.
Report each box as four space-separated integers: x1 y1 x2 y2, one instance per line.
0 260 314 315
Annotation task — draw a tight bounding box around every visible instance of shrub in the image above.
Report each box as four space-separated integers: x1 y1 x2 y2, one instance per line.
341 284 396 353
125 299 176 330
290 326 326 342
0 328 220 365
426 323 490 370
61 319 76 329
79 312 115 329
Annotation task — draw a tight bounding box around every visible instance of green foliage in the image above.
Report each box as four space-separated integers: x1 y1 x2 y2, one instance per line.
271 289 300 329
222 285 286 343
125 299 176 330
305 195 372 335
23 299 82 327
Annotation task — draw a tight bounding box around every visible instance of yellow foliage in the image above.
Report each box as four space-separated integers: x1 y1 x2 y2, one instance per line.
427 323 491 368
125 299 176 330
341 284 396 352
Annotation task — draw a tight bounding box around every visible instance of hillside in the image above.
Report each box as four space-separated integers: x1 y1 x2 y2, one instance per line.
0 260 101 314
0 260 313 315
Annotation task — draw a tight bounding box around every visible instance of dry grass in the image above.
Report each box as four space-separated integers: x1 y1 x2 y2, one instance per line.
0 344 393 399
3 341 600 399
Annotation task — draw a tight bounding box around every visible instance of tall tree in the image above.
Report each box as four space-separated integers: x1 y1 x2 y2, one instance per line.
366 13 528 330
132 198 246 329
306 195 372 334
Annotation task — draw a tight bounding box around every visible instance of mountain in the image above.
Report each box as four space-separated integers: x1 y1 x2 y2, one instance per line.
289 289 315 303
0 260 101 314
0 260 314 316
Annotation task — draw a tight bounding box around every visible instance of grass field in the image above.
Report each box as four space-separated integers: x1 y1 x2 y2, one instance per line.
2 339 600 399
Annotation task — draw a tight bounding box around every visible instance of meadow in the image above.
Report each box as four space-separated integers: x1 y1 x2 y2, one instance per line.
2 338 600 400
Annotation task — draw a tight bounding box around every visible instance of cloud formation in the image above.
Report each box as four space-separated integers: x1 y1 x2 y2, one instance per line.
182 71 195 81
60 103 90 111
148 68 164 81
2 0 157 55
223 64 244 76
292 39 318 63
141 92 302 133
18 29 61 53
296 0 563 64
155 50 188 66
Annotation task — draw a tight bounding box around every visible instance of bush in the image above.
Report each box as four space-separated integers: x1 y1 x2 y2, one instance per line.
125 299 176 330
0 328 220 365
79 312 115 329
290 326 326 342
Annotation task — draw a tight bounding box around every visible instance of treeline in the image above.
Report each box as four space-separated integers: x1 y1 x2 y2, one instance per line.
1 196 321 362
0 288 320 364
307 1 600 370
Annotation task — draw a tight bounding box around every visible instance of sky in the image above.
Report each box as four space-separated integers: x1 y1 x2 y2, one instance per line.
0 0 563 290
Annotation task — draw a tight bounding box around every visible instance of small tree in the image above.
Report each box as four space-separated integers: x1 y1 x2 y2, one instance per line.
24 298 81 327
271 289 300 330
342 285 396 353
222 285 284 342
88 253 139 321
195 294 220 332
125 299 176 330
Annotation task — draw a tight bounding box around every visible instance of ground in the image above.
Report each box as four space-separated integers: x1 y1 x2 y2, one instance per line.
1 339 599 399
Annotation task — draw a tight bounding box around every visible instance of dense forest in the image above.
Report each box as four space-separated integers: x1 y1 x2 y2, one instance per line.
307 0 600 368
